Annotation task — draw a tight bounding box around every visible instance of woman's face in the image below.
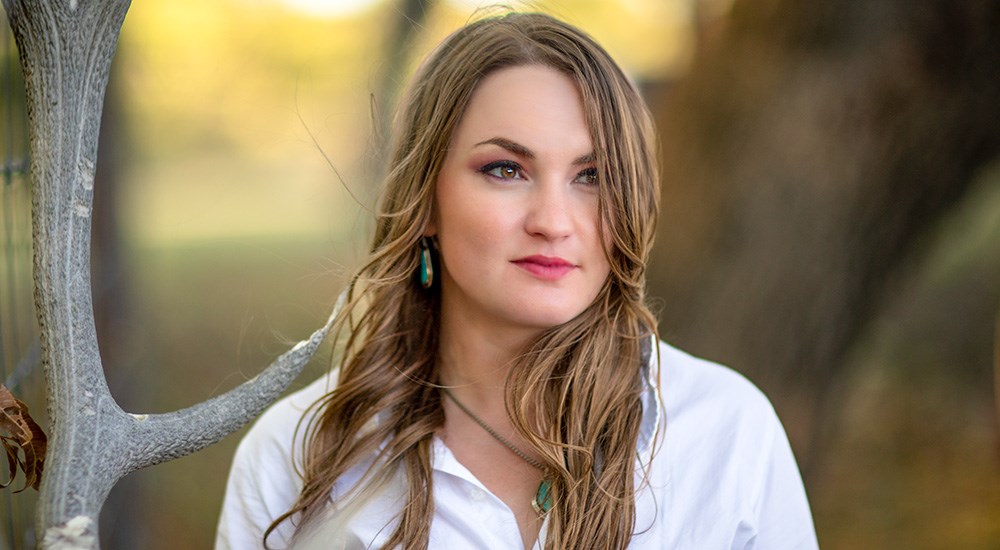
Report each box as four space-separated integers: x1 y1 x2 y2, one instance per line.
429 64 611 333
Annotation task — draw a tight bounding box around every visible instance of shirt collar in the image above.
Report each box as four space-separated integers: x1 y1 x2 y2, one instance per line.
636 334 662 462
429 334 663 470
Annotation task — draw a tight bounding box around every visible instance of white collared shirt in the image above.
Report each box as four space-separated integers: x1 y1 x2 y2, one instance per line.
216 340 819 549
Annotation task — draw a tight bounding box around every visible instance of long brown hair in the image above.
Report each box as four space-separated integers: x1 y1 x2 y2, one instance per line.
268 12 661 549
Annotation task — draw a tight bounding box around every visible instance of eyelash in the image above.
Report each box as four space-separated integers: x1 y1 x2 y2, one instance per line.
477 161 599 186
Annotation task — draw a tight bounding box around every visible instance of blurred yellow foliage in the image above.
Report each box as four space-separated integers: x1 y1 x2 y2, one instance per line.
114 0 689 245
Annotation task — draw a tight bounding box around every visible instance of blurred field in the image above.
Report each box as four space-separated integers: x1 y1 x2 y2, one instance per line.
101 237 347 548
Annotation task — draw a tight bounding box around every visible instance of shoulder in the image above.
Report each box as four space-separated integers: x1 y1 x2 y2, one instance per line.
654 339 775 422
637 340 817 548
216 371 339 549
229 370 339 480
245 370 340 453
658 340 770 407
652 339 784 466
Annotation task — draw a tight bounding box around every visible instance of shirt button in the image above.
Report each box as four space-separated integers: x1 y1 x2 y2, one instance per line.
470 488 486 501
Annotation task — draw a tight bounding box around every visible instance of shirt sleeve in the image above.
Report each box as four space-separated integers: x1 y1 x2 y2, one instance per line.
215 371 340 550
749 405 819 549
215 407 303 550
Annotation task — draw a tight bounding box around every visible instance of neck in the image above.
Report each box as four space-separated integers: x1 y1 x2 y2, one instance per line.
437 307 538 409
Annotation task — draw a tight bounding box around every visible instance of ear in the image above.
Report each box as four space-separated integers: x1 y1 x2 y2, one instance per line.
423 212 437 237
423 185 439 236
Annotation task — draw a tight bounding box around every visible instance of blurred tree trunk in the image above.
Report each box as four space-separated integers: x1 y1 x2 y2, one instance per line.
647 0 1000 474
994 307 1000 455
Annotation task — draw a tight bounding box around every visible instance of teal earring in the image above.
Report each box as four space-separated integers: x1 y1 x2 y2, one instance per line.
419 237 434 289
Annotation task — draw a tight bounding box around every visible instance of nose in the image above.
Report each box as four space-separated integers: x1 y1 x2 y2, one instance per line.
524 180 573 240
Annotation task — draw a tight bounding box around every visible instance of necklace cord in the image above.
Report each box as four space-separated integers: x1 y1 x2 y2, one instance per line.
440 388 545 471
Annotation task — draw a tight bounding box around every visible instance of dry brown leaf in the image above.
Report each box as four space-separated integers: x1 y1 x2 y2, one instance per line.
0 384 47 491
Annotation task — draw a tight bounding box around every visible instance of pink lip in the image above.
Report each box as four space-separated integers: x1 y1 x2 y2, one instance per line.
512 255 577 281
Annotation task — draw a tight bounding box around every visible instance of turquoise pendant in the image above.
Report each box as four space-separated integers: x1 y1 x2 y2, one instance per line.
532 479 553 515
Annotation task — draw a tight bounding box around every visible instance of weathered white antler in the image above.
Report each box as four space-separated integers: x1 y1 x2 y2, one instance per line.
1 1 334 547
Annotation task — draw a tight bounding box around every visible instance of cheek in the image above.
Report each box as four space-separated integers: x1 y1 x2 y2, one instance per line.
436 175 514 246
452 214 508 259
437 190 506 255
588 202 613 254
593 213 615 279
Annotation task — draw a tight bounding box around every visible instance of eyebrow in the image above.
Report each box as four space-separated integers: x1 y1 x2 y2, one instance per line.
474 137 595 165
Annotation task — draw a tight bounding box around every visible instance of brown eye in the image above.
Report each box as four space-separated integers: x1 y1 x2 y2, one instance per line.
574 168 598 186
480 161 524 180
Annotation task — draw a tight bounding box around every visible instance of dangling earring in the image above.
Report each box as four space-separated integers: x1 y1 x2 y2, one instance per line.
419 237 434 289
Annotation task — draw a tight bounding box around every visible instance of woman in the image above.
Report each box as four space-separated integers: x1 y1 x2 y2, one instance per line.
217 12 818 550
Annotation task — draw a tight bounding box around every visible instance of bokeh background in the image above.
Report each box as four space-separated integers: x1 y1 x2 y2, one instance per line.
2 0 999 548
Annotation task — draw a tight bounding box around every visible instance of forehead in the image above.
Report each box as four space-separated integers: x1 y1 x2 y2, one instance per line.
449 64 594 155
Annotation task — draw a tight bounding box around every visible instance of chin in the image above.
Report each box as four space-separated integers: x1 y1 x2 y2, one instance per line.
513 292 598 327
506 306 588 331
